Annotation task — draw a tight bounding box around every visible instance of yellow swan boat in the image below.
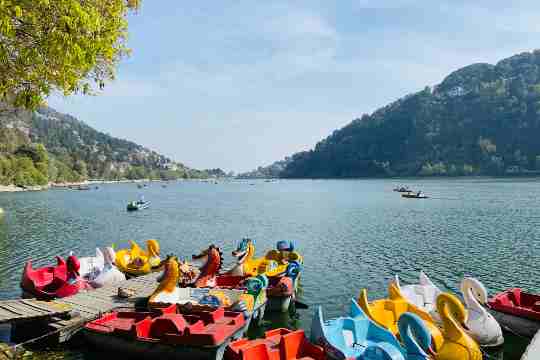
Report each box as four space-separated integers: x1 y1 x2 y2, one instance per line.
115 239 161 276
358 282 445 351
435 293 482 360
359 283 482 360
228 238 303 278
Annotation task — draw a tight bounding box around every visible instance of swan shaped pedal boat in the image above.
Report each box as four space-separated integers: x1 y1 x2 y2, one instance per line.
149 256 268 332
228 239 303 278
311 299 435 360
225 328 326 360
78 248 105 279
115 239 161 276
21 255 91 299
358 283 444 351
84 303 246 360
396 271 504 347
84 247 126 288
359 287 482 360
227 239 303 312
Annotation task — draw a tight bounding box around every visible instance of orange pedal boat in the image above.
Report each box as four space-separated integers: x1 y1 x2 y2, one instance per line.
225 328 326 360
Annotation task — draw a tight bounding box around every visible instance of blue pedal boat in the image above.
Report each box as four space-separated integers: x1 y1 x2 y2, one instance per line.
310 299 435 360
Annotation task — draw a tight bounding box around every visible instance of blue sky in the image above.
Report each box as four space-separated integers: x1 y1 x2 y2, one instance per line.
48 1 540 172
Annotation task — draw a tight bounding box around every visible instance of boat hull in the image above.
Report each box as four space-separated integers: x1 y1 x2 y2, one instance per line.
84 328 240 360
266 295 292 313
489 309 540 338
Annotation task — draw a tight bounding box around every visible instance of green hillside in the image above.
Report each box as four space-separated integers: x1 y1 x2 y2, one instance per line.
0 103 206 186
280 50 540 178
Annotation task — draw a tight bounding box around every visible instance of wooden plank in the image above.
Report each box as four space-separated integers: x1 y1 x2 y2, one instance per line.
5 301 48 316
18 299 60 314
55 300 99 316
0 304 24 316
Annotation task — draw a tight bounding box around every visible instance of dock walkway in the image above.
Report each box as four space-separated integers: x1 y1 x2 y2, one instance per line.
1 272 160 344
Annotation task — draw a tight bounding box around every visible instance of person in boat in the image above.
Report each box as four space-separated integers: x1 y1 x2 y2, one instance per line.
417 191 422 197
139 195 145 204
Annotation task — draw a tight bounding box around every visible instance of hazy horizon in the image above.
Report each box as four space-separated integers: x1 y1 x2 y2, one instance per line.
48 1 540 173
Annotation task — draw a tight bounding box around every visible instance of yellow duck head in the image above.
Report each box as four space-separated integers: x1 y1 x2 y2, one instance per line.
436 293 482 360
149 255 179 307
147 239 160 257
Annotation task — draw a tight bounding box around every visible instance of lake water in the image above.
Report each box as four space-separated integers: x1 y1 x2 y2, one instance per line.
0 178 538 359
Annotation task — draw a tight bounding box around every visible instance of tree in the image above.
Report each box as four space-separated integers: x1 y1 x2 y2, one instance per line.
0 0 141 109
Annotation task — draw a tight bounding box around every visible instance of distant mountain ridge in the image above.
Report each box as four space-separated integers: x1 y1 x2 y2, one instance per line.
248 50 540 178
0 103 206 186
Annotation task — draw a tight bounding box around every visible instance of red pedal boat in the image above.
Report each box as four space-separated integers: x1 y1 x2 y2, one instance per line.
20 255 90 299
488 288 540 338
225 328 326 360
84 304 246 360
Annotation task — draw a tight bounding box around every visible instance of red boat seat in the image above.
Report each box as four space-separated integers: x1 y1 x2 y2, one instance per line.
508 288 522 306
149 314 188 338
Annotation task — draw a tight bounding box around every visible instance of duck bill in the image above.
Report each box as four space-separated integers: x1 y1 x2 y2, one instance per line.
427 346 437 358
461 322 470 331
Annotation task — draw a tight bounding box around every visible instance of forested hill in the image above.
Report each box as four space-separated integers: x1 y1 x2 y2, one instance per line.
0 103 206 186
278 50 540 178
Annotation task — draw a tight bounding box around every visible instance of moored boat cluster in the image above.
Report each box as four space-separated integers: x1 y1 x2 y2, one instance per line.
18 239 540 360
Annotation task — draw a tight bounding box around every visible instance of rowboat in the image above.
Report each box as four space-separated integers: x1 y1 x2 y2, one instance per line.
225 328 325 360
20 255 91 299
393 186 412 192
127 200 150 211
84 304 246 360
401 193 428 199
488 288 540 338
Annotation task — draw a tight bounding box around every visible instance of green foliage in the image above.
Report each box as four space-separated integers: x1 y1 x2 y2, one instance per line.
281 50 540 178
0 0 140 109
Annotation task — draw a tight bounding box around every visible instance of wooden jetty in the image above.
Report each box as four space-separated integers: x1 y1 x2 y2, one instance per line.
0 272 160 344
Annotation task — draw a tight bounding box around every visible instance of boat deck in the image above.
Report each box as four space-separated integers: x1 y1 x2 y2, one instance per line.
1 272 160 344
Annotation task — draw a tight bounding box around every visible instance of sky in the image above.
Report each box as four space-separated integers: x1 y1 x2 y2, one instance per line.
48 1 540 172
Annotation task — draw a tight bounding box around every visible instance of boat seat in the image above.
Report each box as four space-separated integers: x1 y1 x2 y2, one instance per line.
149 314 188 338
508 288 521 306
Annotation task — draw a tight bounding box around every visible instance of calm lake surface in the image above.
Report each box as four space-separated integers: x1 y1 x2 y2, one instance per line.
0 178 538 359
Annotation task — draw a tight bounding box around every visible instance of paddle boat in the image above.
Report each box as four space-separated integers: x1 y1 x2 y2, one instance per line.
488 288 540 338
148 256 267 331
401 192 428 199
115 239 161 276
358 282 444 351
396 271 504 347
83 247 126 288
20 255 91 299
126 199 150 211
78 248 105 280
359 287 482 360
225 328 326 360
311 299 435 360
393 186 412 193
84 303 246 360
227 239 303 312
227 239 303 278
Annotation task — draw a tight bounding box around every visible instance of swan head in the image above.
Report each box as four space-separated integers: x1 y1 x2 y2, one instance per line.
398 312 436 359
460 277 488 305
146 239 160 257
103 247 116 265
